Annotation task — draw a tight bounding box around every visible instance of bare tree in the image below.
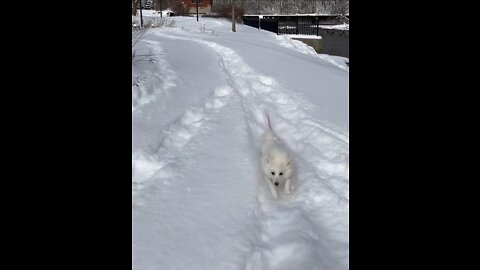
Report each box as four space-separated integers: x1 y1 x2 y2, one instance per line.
330 0 349 15
170 0 189 15
154 0 163 11
232 0 236 32
211 0 349 15
132 0 139 16
212 1 244 18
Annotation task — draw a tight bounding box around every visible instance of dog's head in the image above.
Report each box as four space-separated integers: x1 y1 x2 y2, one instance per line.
264 152 293 188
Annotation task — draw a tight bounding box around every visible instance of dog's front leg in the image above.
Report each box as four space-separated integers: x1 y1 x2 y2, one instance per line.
265 177 278 200
284 178 291 194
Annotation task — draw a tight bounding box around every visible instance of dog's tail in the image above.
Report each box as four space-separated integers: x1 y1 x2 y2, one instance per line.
261 112 276 145
264 111 273 132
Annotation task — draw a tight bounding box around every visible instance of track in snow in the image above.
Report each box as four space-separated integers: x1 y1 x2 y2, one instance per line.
133 22 348 270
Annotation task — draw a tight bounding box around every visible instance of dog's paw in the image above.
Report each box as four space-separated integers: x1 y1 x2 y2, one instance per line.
272 192 278 200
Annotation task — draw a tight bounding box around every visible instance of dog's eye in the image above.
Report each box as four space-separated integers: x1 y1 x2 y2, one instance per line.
271 171 275 175
279 172 283 176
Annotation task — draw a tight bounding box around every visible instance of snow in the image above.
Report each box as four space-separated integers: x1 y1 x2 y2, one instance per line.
137 9 174 17
132 9 176 27
319 23 349 30
285 34 323 40
133 16 348 270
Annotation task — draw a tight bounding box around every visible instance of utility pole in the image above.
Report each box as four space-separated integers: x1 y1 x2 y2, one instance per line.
196 0 199 21
160 0 162 18
140 1 144 28
231 4 235 32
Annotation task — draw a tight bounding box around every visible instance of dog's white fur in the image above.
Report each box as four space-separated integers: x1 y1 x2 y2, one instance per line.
260 114 294 200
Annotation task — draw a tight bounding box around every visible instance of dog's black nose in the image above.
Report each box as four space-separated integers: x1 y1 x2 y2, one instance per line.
274 182 279 186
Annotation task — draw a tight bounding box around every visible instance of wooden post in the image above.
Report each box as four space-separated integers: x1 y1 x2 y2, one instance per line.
232 1 236 32
140 1 143 28
296 16 298 35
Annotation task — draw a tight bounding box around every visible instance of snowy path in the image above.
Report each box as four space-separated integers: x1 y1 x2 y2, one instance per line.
133 91 260 270
133 17 348 270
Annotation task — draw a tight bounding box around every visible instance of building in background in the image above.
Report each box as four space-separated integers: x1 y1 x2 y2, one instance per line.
184 0 213 15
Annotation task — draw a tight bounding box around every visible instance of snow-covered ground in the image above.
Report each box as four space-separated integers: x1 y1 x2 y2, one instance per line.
319 23 349 30
284 34 323 39
132 15 348 270
132 9 175 27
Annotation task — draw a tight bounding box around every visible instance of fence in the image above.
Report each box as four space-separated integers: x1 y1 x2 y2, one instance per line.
242 15 349 57
243 15 347 36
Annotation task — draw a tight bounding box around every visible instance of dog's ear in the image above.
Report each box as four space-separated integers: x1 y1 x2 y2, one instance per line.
286 159 293 167
266 153 272 164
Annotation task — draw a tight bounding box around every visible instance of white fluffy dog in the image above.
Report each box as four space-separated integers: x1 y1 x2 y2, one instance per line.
260 113 294 200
